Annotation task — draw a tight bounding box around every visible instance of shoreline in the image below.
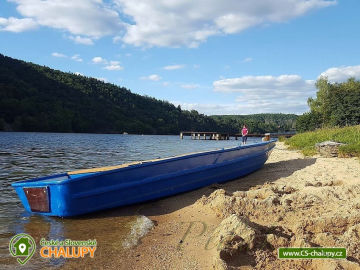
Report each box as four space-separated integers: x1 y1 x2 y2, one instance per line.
68 142 360 269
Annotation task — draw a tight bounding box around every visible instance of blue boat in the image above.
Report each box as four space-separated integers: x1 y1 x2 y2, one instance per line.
12 140 275 217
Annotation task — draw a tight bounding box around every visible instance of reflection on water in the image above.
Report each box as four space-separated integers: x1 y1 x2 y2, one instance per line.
0 132 260 268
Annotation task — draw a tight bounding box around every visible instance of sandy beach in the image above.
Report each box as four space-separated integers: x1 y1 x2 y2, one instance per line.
65 142 360 270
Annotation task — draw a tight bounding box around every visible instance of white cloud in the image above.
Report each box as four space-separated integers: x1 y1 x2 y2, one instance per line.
175 101 307 115
172 102 238 115
113 36 122 43
71 54 83 62
181 84 200 89
177 65 360 115
163 64 185 70
92 57 124 70
6 0 335 47
74 72 84 76
51 52 67 58
0 16 37 32
319 65 360 82
104 61 123 70
92 56 106 64
212 74 316 114
118 0 336 47
214 75 315 93
52 52 84 62
9 0 124 38
141 74 162 81
242 57 253 63
68 35 94 45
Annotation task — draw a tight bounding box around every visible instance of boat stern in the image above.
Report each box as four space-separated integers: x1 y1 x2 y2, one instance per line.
12 174 72 217
15 186 50 213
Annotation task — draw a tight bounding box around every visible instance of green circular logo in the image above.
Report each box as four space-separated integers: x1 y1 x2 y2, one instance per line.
9 233 36 265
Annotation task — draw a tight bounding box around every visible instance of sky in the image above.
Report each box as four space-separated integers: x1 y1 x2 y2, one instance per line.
1 0 360 115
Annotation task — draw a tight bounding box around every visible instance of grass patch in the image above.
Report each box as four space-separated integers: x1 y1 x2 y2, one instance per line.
339 143 360 157
285 125 360 157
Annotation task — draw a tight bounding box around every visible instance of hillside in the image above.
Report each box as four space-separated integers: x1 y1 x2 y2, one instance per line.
0 54 220 134
0 54 298 134
211 114 297 134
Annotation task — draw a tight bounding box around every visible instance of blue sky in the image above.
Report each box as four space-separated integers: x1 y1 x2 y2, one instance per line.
1 0 360 115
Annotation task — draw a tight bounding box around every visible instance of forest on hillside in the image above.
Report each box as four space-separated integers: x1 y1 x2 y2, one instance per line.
0 54 298 134
0 54 220 134
211 114 297 134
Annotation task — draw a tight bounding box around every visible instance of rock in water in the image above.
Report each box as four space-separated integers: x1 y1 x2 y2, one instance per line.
315 141 346 157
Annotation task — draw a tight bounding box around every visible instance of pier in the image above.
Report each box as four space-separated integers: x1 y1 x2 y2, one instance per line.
180 131 295 140
180 131 230 140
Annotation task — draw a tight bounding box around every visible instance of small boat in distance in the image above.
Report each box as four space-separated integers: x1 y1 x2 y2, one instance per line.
12 140 276 217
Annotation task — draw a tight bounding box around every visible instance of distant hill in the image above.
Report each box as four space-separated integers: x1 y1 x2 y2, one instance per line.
210 114 298 134
0 54 298 134
0 54 220 134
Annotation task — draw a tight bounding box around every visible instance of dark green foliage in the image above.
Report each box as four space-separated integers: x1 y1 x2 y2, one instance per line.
297 77 360 132
0 54 220 134
211 114 297 134
0 54 299 134
295 111 322 133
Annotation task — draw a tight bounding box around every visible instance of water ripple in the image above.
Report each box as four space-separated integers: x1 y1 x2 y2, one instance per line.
0 132 260 268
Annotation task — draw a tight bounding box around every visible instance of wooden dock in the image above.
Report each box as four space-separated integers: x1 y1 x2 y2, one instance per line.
180 131 295 140
180 131 231 140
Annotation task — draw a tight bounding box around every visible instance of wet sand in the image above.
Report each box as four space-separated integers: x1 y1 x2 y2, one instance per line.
62 142 360 269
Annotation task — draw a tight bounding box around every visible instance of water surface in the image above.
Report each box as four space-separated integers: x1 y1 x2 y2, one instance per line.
0 132 260 268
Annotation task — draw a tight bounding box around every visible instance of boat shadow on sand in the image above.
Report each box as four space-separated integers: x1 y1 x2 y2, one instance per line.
72 157 317 219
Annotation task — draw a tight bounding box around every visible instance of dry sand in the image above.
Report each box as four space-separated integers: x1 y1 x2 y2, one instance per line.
67 142 360 269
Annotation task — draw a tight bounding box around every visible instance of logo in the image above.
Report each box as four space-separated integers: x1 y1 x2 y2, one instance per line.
9 233 36 265
39 238 97 259
278 247 347 259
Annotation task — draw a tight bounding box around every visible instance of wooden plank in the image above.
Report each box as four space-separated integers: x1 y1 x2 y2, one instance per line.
68 161 142 175
68 147 231 175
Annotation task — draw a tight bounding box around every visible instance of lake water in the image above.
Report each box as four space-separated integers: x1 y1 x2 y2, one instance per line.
0 132 260 268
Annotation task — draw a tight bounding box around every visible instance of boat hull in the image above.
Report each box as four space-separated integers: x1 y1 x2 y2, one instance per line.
12 140 275 217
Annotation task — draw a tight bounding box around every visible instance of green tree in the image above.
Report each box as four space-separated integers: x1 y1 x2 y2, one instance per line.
297 77 360 132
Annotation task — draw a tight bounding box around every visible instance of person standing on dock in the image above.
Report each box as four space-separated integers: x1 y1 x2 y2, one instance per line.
241 125 248 145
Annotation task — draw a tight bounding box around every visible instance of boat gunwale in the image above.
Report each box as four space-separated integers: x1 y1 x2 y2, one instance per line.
12 139 276 187
73 144 275 200
70 150 274 215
